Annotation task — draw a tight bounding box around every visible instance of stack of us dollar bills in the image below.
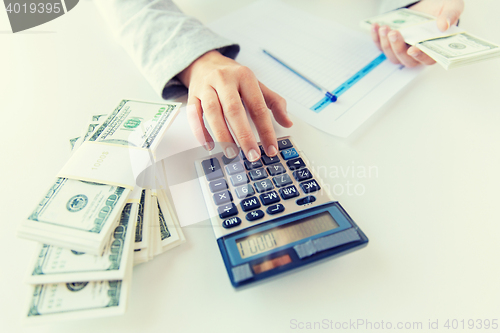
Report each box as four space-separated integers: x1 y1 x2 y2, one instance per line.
361 9 500 69
19 100 186 323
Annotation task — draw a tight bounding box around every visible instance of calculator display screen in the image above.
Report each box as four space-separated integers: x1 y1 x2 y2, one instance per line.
236 212 339 259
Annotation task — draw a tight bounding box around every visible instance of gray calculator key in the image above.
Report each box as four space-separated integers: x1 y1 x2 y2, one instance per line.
266 203 285 215
222 154 241 165
218 203 238 219
244 159 263 170
255 179 274 193
273 174 293 187
225 162 245 175
213 190 232 206
209 179 228 193
279 185 299 200
202 158 223 181
230 173 249 186
267 163 286 176
278 139 293 150
249 168 267 181
259 191 280 205
300 179 321 193
235 184 255 199
287 158 306 170
240 196 261 212
261 154 280 165
293 168 312 182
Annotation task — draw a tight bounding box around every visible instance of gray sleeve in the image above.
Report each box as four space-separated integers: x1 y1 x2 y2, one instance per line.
95 0 239 99
379 0 420 13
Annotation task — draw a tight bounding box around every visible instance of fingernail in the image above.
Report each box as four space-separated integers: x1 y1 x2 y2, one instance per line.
408 49 420 57
380 27 388 37
388 31 397 42
225 146 237 159
247 149 260 162
267 145 278 157
203 142 215 151
446 18 451 30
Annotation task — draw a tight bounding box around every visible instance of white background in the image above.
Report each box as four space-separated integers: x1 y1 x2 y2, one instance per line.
1 0 499 332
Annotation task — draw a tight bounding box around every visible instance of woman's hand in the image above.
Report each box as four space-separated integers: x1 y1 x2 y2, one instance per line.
178 50 293 161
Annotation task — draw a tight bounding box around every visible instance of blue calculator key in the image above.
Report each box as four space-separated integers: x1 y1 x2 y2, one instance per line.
202 158 223 181
293 168 312 181
259 191 280 205
261 154 280 165
222 217 241 229
279 185 299 200
230 173 249 186
222 154 241 165
235 184 255 199
255 179 274 193
266 203 285 215
218 203 238 219
244 159 263 170
249 168 267 181
272 174 293 187
267 163 286 176
246 210 265 222
277 138 293 150
225 162 245 175
300 179 321 193
213 190 232 206
240 196 261 212
287 158 306 170
209 179 228 193
280 148 299 160
296 196 316 205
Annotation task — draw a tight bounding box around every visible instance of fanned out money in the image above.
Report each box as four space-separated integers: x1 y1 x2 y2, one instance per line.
21 100 186 322
361 9 500 69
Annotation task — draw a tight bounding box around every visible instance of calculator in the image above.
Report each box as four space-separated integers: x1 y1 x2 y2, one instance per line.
195 137 368 288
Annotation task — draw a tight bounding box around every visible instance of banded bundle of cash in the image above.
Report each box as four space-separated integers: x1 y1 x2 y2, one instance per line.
361 9 500 69
20 100 186 322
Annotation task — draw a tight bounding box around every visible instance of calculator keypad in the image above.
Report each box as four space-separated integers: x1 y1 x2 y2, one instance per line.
199 136 328 236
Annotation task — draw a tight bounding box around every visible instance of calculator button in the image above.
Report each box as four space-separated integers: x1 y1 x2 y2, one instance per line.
293 168 312 182
222 154 241 165
225 162 245 175
287 158 306 170
222 217 241 229
279 185 299 200
230 173 249 186
239 150 247 160
267 163 286 176
202 158 223 181
244 160 263 170
296 196 316 205
218 203 238 219
261 154 280 165
300 179 321 193
213 190 232 206
278 139 293 150
280 148 299 160
259 191 280 205
255 179 274 193
272 174 293 188
249 168 267 181
267 204 285 215
209 179 228 193
246 210 265 222
235 184 255 199
240 196 261 212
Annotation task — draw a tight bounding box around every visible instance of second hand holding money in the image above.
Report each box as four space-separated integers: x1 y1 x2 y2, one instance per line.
371 0 465 67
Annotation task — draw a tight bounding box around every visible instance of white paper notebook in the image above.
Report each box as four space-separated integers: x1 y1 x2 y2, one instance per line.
208 0 423 137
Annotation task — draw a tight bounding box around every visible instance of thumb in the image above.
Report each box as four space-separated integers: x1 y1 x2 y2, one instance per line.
436 0 464 32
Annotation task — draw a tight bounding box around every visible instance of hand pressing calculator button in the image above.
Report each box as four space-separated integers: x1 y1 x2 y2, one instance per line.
195 136 368 288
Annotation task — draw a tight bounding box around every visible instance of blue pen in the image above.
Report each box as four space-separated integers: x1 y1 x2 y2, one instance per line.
262 49 337 102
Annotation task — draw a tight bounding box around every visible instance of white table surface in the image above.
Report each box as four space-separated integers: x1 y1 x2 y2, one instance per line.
1 1 500 332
